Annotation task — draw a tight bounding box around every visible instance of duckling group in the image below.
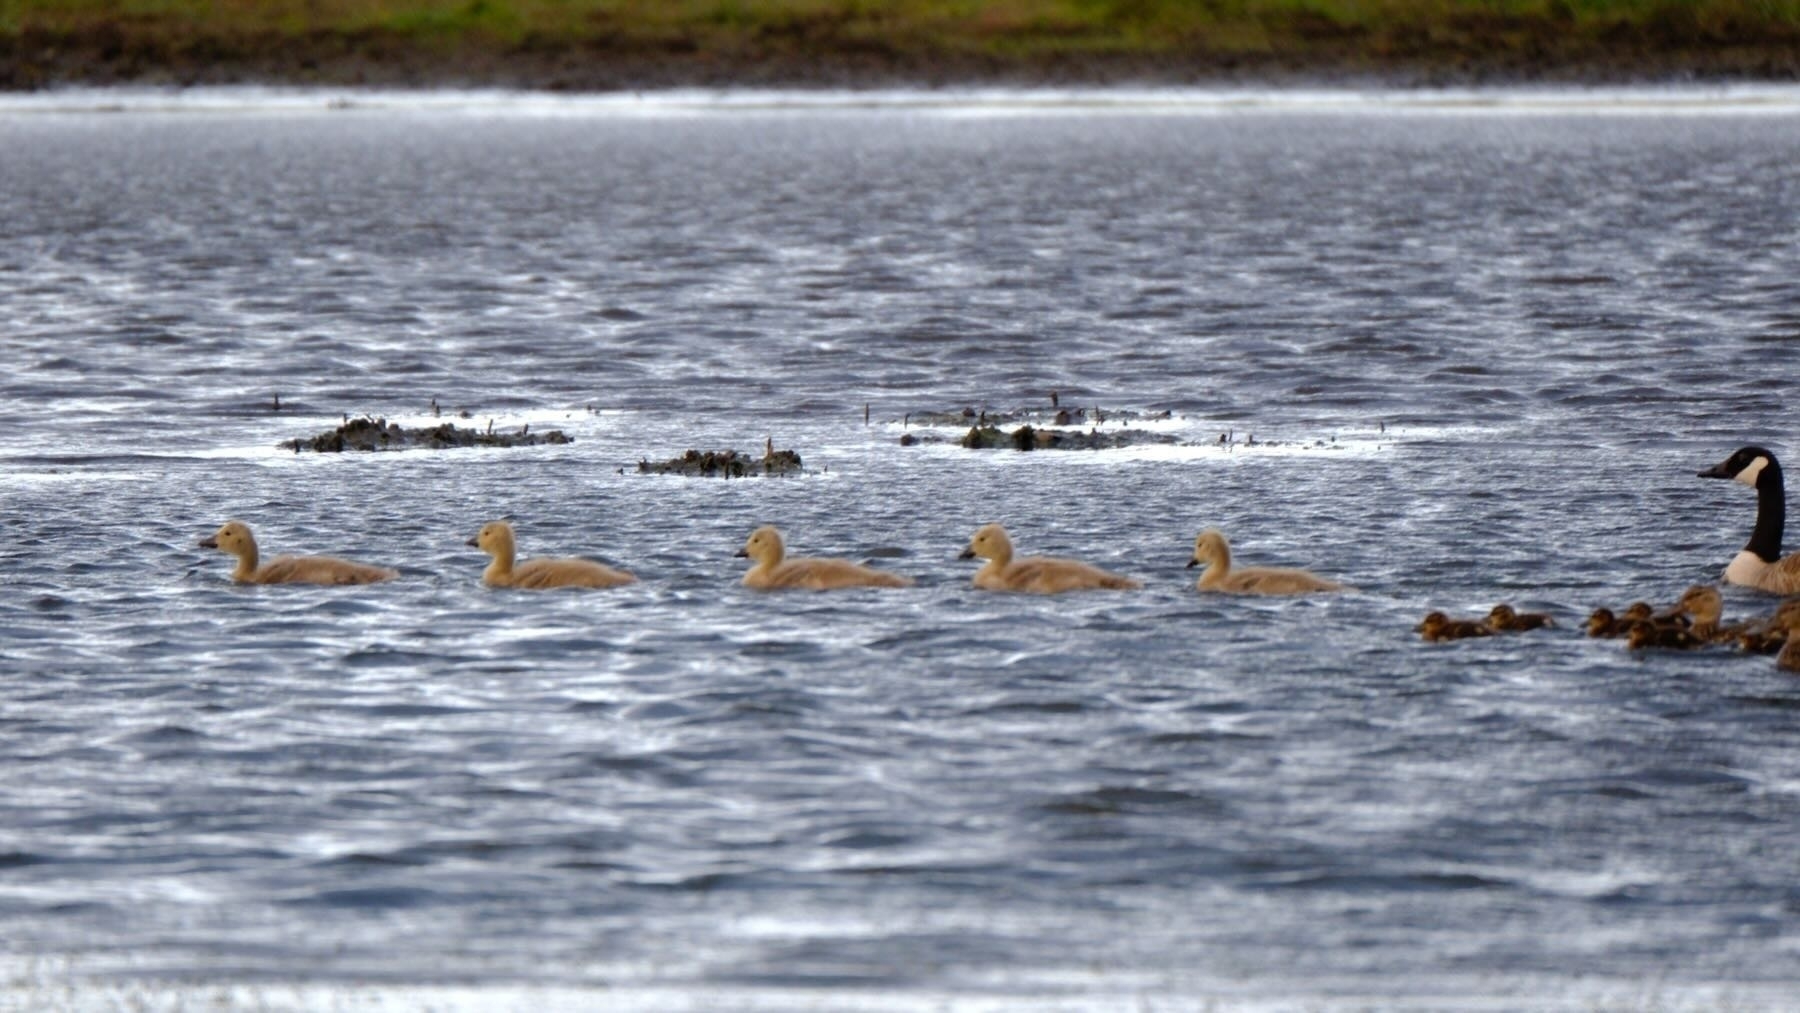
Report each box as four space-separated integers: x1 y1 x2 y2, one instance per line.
197 444 1800 672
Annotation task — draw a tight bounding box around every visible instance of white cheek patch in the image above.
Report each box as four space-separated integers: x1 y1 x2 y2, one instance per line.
1736 455 1770 488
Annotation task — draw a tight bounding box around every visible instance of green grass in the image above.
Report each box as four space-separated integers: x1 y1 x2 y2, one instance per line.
3 0 1798 83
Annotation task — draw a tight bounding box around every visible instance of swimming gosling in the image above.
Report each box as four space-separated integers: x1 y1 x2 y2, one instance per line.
959 523 1141 594
735 525 912 591
199 520 397 586
468 520 635 589
1187 529 1344 595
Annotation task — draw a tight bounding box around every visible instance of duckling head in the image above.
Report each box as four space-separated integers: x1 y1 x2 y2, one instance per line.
1187 529 1228 570
736 525 785 566
199 520 256 557
1586 608 1617 637
959 523 1011 563
467 520 516 560
1669 585 1723 625
1415 611 1450 635
1487 604 1518 626
1622 602 1654 622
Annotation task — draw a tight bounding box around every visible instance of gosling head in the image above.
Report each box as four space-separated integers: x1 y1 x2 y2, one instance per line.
1187 529 1228 569
199 520 256 556
736 525 785 565
959 523 1010 562
467 520 516 557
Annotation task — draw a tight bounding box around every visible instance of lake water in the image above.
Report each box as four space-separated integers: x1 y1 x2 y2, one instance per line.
2 86 1799 1010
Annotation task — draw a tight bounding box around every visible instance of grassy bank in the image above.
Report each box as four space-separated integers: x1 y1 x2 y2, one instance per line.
3 0 1799 89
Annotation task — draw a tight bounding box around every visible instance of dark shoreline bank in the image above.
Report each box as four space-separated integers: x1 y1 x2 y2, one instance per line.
5 25 1799 93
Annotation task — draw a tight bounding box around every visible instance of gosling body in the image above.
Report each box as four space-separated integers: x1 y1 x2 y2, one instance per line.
199 520 397 586
468 520 635 589
1187 529 1343 595
1699 446 1800 594
736 525 911 591
959 523 1141 594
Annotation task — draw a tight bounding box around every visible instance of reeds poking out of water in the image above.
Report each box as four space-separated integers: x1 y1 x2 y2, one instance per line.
5 0 1800 89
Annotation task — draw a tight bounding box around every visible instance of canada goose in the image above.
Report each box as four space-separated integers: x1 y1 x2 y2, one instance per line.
1186 529 1344 595
1626 619 1705 651
467 520 635 589
199 520 397 585
735 525 912 590
958 523 1141 594
1486 604 1555 632
1699 446 1800 594
1416 611 1493 642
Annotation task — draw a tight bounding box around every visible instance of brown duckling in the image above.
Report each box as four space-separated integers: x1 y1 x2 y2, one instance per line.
1626 620 1706 651
1486 603 1555 632
1587 607 1627 638
1417 611 1494 643
1778 627 1800 673
1661 585 1747 644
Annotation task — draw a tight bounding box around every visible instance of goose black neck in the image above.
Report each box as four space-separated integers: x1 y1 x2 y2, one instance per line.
1748 457 1786 562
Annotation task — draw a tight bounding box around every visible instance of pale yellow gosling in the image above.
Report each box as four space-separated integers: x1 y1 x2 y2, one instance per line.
958 523 1141 594
735 525 912 591
468 520 635 590
1187 529 1344 595
199 520 397 586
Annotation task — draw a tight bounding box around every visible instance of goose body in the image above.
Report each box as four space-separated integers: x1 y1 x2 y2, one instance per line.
736 526 911 590
1187 529 1344 595
199 521 397 585
1699 446 1800 594
959 523 1140 594
468 520 635 589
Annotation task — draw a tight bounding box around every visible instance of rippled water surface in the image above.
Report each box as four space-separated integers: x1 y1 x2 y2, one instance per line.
3 89 1800 1009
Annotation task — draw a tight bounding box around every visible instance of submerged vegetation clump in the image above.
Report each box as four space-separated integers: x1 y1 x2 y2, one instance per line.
3 0 1799 89
637 446 803 477
288 416 571 452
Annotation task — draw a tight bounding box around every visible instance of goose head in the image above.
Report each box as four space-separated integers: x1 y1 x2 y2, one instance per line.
1699 446 1779 490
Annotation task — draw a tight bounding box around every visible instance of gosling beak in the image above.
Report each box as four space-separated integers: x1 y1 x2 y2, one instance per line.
957 547 976 560
1185 556 1199 569
1698 459 1734 479
198 536 218 548
465 536 480 548
734 548 749 558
